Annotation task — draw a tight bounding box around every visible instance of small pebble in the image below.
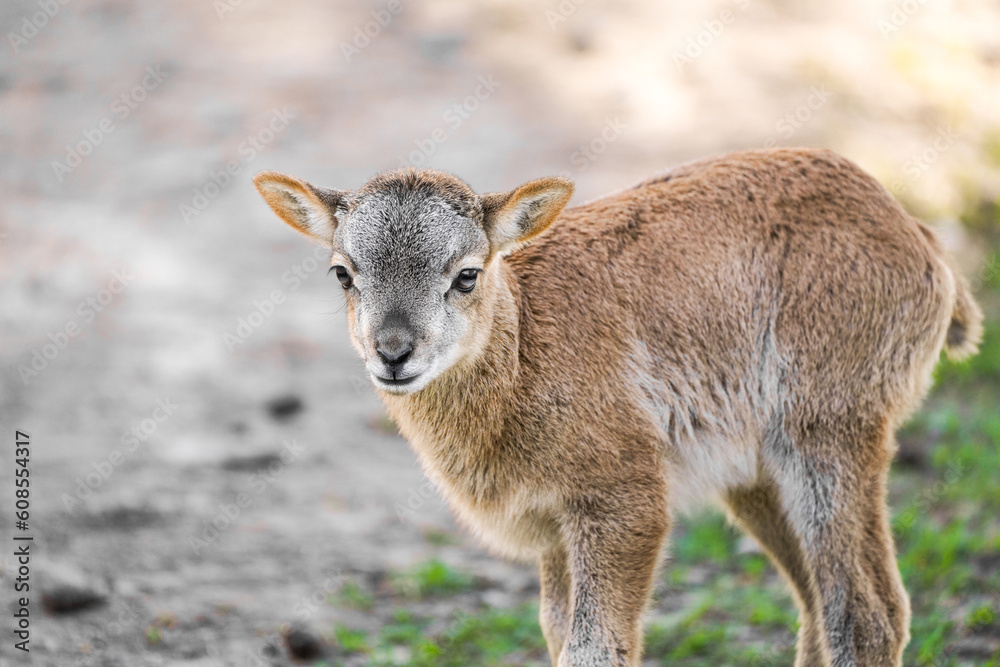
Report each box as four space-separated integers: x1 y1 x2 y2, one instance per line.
283 625 324 660
266 395 304 421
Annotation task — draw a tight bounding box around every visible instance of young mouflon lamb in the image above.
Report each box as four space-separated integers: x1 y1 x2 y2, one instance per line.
253 148 982 667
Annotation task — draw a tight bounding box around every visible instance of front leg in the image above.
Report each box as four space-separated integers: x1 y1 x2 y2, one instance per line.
559 488 669 667
540 547 571 665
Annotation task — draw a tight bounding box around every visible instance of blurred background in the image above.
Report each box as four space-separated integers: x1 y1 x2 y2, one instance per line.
1 0 999 665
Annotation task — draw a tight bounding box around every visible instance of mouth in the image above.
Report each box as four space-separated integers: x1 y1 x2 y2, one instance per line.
373 373 421 389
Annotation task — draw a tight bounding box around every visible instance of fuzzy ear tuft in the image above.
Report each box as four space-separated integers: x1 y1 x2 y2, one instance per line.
253 171 346 246
480 177 574 254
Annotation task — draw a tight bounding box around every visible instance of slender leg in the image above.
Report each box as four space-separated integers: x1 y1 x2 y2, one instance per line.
853 481 910 665
798 465 909 666
747 417 910 666
540 547 572 665
726 483 828 664
558 488 669 667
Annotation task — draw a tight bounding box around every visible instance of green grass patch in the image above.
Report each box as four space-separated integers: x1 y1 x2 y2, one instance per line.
334 624 371 654
355 604 546 667
391 559 475 599
336 579 376 612
966 603 996 631
673 512 739 565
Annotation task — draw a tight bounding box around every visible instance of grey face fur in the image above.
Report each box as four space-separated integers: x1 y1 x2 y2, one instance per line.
332 183 490 394
254 167 574 395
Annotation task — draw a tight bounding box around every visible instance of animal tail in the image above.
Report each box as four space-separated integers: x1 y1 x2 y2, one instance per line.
943 261 984 361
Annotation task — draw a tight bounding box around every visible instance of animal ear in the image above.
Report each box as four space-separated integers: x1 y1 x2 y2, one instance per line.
253 170 347 247
480 176 574 254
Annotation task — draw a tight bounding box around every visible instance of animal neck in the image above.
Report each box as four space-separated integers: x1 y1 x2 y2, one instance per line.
379 261 521 488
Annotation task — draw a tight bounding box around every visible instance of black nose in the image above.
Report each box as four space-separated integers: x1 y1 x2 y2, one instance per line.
377 345 412 371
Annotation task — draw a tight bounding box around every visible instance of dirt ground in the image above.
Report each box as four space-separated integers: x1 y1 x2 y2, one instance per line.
2 0 999 665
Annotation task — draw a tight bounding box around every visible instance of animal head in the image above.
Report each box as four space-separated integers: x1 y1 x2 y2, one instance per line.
253 168 573 394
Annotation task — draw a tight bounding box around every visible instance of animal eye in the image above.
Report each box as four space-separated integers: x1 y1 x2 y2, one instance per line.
452 268 479 293
329 265 353 289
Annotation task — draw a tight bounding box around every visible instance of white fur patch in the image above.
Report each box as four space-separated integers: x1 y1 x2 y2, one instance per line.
627 341 759 513
288 190 334 239
491 190 561 253
668 431 759 513
761 409 839 547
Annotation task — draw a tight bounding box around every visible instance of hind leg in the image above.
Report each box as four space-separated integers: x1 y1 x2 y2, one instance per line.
853 482 910 664
539 546 571 665
763 417 910 666
729 417 910 666
726 483 828 664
